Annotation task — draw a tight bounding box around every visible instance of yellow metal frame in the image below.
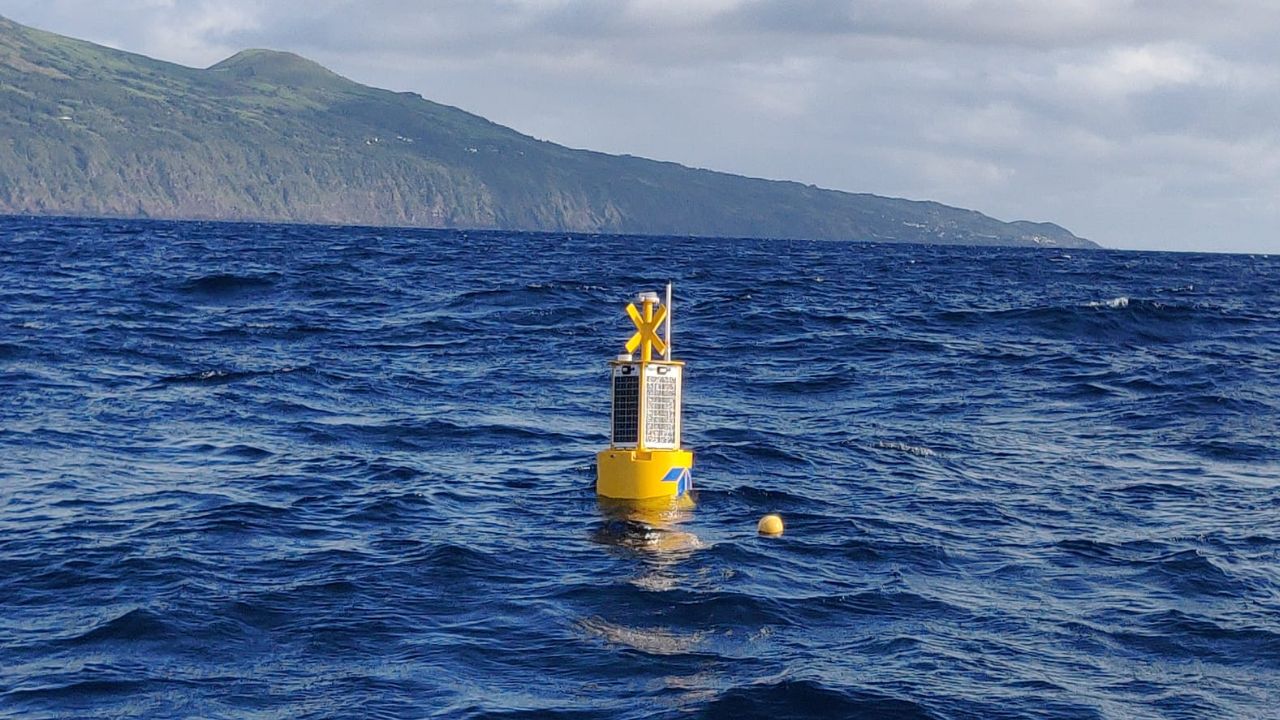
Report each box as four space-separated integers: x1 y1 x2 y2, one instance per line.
625 300 667 361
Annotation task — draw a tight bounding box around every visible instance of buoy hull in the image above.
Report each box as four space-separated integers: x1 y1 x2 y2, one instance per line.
596 448 693 500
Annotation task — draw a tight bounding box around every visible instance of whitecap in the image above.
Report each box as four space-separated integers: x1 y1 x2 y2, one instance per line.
876 440 937 457
1085 296 1129 309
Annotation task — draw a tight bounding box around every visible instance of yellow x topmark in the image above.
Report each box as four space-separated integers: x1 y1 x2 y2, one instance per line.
625 301 668 360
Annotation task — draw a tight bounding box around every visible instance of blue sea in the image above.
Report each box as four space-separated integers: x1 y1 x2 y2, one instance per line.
1 216 1278 719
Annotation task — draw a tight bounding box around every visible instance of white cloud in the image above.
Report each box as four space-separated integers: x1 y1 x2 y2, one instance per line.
623 0 744 27
140 1 262 67
1059 44 1209 99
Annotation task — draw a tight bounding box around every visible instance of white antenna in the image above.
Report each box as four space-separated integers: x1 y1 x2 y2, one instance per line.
664 281 673 361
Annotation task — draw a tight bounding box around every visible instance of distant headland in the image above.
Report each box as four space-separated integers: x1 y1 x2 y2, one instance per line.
0 16 1098 248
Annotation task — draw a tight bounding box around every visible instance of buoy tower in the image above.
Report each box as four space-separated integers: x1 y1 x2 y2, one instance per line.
597 284 693 500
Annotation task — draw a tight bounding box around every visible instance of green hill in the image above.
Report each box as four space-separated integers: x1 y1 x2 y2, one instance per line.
0 16 1097 248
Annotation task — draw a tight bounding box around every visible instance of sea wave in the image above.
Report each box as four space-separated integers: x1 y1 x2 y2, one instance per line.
1 218 1277 718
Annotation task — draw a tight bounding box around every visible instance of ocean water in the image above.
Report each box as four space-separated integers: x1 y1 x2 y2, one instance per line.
1 216 1278 719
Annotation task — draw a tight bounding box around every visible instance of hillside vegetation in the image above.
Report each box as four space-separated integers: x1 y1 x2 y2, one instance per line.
0 16 1097 248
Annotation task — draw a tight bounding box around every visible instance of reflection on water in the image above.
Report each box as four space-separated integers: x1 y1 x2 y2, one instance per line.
588 493 706 630
592 495 703 556
576 616 707 656
584 495 723 707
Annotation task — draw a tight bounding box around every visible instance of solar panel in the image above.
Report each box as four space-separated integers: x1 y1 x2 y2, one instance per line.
610 364 640 445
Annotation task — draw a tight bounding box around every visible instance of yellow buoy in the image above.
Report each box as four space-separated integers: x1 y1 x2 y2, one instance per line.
596 283 694 501
757 514 784 536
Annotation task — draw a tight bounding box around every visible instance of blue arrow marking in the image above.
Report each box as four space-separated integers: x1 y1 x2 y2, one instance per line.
661 466 691 496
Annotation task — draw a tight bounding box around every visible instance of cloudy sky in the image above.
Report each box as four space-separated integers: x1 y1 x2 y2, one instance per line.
5 0 1279 253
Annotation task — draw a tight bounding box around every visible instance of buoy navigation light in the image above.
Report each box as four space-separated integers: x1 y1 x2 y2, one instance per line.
596 283 693 500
